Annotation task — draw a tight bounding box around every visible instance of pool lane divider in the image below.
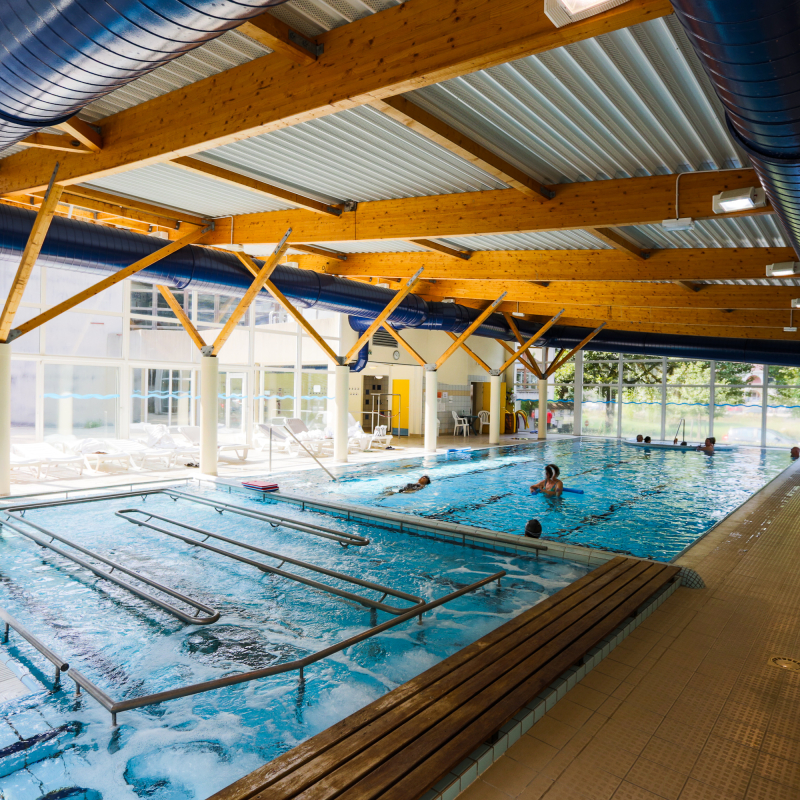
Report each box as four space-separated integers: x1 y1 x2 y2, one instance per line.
209 479 704 589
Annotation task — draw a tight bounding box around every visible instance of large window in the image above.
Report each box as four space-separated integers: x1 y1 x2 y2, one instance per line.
43 365 119 439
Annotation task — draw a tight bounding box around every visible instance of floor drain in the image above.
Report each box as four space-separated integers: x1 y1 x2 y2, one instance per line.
768 655 800 672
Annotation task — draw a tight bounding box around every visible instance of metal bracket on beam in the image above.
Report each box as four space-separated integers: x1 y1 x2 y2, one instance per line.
425 363 437 371
288 30 324 58
539 187 556 200
489 369 501 377
343 200 358 213
200 346 215 357
5 329 21 343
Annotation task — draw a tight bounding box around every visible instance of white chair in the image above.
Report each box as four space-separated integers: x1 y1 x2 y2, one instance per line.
452 410 470 437
371 425 394 449
478 410 490 433
178 426 252 461
74 439 140 473
12 443 86 477
10 452 46 479
107 439 175 469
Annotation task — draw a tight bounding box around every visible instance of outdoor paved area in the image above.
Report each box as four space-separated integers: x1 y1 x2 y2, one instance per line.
460 459 800 800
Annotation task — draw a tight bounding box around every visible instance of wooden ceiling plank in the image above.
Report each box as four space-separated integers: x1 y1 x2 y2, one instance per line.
238 13 320 65
0 0 672 195
291 244 348 260
409 239 472 260
54 116 103 152
17 133 94 154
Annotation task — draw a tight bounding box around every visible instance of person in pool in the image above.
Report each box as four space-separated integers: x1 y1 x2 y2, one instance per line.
696 437 715 454
530 464 563 498
524 519 543 539
636 434 644 442
644 436 652 444
791 446 799 459
399 476 431 493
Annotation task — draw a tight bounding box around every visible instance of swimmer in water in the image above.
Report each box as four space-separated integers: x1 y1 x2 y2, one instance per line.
399 475 431 493
531 464 563 498
524 519 543 538
696 437 715 454
791 446 799 459
636 434 644 442
644 436 652 444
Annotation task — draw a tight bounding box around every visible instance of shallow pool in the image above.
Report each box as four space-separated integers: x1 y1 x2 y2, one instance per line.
0 489 587 799
273 439 789 561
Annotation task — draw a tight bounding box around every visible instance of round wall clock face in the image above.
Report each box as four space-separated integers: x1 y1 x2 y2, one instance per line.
393 350 401 360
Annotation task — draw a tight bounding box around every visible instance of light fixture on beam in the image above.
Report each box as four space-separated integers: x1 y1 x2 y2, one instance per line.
442 298 456 304
767 262 800 278
792 299 800 309
712 187 767 214
545 0 630 27
662 218 695 232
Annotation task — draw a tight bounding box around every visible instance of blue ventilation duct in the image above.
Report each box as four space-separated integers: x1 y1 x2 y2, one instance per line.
670 0 800 257
2 205 800 368
0 0 289 151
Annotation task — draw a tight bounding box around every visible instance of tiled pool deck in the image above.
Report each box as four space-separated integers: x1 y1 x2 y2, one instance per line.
457 458 800 800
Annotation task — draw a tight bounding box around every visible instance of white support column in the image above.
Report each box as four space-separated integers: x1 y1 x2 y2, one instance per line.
334 363 350 463
489 372 501 445
573 351 584 437
0 344 10 496
424 367 438 453
200 354 219 476
538 347 548 441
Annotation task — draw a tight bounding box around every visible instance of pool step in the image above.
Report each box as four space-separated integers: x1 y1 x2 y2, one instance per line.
0 722 79 779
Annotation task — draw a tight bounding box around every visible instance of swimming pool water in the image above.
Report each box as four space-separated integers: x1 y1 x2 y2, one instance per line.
0 489 587 799
273 439 790 562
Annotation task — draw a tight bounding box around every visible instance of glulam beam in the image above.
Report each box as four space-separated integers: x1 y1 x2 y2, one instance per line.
204 170 771 247
0 0 672 195
238 14 321 65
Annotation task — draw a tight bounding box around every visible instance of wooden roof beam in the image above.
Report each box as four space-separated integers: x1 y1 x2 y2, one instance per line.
372 96 553 201
409 239 472 260
590 227 651 260
169 158 343 216
238 13 321 65
55 116 103 152
16 133 95 154
0 0 673 195
203 169 772 247
290 244 348 260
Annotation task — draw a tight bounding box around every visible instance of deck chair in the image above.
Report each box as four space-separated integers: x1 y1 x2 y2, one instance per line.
73 439 140 472
371 425 394 449
178 426 252 461
12 443 86 477
452 410 470 437
478 410 490 433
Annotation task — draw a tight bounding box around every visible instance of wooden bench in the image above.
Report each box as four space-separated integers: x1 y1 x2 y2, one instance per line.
211 556 680 800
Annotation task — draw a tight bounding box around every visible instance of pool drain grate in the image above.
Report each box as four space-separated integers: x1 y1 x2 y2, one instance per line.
767 655 800 672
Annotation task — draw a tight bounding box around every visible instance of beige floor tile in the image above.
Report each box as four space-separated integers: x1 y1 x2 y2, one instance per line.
457 777 514 800
516 773 554 800
612 682 635 701
761 731 800 764
595 659 635 682
625 757 688 800
679 777 745 799
597 696 624 717
755 753 800 791
528 715 578 750
655 718 712 753
639 737 700 774
581 670 622 696
481 756 537 796
612 781 666 800
547 699 595 729
551 760 622 800
567 684 608 712
609 702 664 735
745 775 800 800
575 741 637 779
695 735 758 773
598 719 652 756
709 718 764 750
689 754 752 797
505 736 559 772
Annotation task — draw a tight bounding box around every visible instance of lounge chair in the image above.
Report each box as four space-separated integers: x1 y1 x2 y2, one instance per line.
178 426 252 461
10 452 46 479
73 439 140 472
256 423 301 456
12 443 86 477
107 439 174 469
370 425 393 449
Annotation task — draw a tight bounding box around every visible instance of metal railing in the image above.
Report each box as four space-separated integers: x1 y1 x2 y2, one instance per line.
1 572 504 725
163 489 369 547
116 508 422 615
1 512 220 625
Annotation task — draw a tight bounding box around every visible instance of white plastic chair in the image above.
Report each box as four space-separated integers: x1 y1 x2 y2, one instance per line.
452 410 470 437
371 425 394 449
13 443 86 477
478 410 490 433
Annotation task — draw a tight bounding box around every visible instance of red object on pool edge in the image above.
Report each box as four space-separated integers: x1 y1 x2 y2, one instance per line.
242 481 279 492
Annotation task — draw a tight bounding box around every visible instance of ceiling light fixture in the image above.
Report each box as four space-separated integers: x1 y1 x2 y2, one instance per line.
512 302 525 319
792 299 800 309
766 262 800 278
712 187 767 214
545 0 630 27
442 298 456 304
662 218 695 232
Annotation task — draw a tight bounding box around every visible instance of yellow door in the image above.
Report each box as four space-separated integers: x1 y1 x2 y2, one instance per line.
393 379 410 436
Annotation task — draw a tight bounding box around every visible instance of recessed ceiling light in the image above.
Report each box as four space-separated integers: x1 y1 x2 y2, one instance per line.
545 0 630 27
712 187 767 214
766 262 800 278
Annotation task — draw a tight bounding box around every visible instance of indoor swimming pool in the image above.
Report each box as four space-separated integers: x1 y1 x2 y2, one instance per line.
0 488 587 799
275 439 789 561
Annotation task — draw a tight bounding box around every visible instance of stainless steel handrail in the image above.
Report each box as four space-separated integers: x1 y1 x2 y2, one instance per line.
164 489 369 547
2 572 503 725
1 513 220 625
116 508 422 615
4 488 166 513
282 424 337 481
0 607 113 706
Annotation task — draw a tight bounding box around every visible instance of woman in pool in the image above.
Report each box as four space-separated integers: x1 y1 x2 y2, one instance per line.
696 437 715 454
531 464 563 498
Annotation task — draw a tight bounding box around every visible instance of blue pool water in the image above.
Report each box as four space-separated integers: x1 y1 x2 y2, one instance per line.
274 439 789 562
0 489 587 799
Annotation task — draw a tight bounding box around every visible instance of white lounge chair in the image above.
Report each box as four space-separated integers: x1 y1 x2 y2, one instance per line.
371 425 394 449
137 425 200 466
452 410 470 437
74 439 140 472
178 426 252 461
10 452 46 479
256 423 302 456
12 443 86 477
107 440 175 469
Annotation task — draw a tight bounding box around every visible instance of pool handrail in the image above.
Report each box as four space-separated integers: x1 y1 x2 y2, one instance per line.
1 512 220 626
163 488 370 547
2 572 504 725
116 508 423 615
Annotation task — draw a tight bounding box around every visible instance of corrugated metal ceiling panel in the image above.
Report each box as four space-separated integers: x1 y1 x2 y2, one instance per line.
441 230 611 251
82 164 294 218
623 215 787 250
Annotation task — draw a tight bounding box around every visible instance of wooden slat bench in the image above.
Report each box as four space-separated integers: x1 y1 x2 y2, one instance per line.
211 556 680 800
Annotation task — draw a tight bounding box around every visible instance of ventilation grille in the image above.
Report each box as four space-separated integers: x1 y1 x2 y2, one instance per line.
372 330 397 349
